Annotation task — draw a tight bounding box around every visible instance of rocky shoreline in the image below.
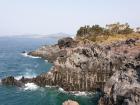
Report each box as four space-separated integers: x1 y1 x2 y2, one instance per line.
2 37 140 105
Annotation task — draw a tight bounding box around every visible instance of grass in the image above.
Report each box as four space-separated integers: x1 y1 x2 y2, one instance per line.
85 33 140 44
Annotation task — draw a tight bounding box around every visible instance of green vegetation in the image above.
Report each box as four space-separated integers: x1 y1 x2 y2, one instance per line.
77 25 110 37
76 22 139 43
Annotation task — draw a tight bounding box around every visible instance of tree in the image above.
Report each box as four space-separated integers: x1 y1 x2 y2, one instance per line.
118 26 133 34
91 25 104 35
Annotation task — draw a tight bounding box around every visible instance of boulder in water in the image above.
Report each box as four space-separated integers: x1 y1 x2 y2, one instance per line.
1 76 23 86
22 51 26 53
62 100 79 105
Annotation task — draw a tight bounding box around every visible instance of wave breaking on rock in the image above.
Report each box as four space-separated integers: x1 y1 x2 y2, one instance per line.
23 83 39 91
1 37 140 105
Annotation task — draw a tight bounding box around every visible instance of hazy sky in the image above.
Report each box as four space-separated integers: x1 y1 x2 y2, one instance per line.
0 0 140 36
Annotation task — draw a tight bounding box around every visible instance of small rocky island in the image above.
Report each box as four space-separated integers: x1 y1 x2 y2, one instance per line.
2 23 140 105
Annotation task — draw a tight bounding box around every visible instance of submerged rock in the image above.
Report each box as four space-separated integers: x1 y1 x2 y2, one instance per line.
62 100 79 105
21 51 26 53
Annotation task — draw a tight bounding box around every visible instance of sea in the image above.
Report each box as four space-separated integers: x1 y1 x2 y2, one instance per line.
0 36 100 105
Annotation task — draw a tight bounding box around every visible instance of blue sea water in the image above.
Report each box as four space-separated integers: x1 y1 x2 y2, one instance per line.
0 37 99 105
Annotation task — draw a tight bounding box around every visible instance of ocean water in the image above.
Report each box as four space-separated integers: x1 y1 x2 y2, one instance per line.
0 37 99 105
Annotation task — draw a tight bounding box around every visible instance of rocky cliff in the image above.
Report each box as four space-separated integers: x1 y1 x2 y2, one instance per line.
98 57 140 105
26 37 123 91
97 39 140 105
2 37 140 105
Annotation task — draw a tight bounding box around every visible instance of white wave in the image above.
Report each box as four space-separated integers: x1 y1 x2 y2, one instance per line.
73 91 87 96
45 85 91 96
45 85 53 88
58 87 65 92
57 87 93 96
0 79 1 84
24 83 39 91
44 60 48 62
15 76 23 80
69 91 94 96
21 52 41 59
45 85 58 88
45 85 51 88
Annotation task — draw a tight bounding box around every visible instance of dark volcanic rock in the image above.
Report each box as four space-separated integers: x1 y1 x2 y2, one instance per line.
98 59 140 105
28 37 77 62
135 53 140 61
27 44 121 91
2 37 140 105
28 45 67 62
125 38 136 45
2 76 23 86
22 51 26 53
58 37 74 48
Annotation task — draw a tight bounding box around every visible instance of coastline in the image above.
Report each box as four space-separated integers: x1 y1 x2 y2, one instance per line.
1 32 140 105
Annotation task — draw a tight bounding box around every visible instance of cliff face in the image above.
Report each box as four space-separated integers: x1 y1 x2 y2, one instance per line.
97 39 140 105
98 58 140 105
28 37 77 62
35 43 122 91
2 37 140 105
27 37 140 105
26 38 140 92
28 45 67 63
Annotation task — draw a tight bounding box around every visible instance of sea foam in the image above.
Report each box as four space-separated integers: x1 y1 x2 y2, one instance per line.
72 91 87 96
45 85 57 88
69 91 94 96
58 87 65 92
24 83 39 91
21 52 41 59
45 85 91 96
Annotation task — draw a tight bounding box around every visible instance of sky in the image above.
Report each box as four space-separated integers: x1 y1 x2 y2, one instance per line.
0 0 140 36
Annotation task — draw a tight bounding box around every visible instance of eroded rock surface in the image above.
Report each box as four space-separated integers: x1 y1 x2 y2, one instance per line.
28 37 77 63
1 37 140 105
58 37 76 48
28 45 67 62
98 58 140 105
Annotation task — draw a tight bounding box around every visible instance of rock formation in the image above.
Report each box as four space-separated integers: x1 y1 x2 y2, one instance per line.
62 100 79 105
1 76 23 86
1 37 140 105
58 37 76 48
98 57 140 105
28 37 77 62
28 45 66 63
